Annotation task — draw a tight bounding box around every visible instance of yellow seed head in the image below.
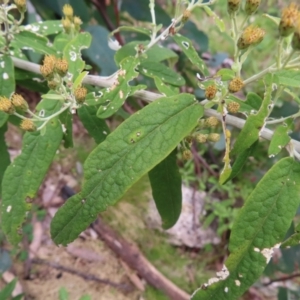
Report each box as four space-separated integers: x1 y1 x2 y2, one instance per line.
205 85 217 100
74 16 82 31
0 96 15 114
182 10 191 23
227 101 240 113
195 133 208 144
55 58 68 76
228 77 244 93
228 0 241 14
40 64 54 79
20 119 36 132
279 3 299 37
182 149 193 160
43 55 56 68
207 133 220 143
74 86 87 103
62 4 73 18
245 0 261 15
11 93 28 110
62 18 72 33
205 116 219 127
14 0 27 13
237 25 265 50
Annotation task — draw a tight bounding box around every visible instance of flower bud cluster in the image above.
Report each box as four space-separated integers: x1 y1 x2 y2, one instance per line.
0 93 28 114
228 77 244 93
237 25 265 50
279 3 299 38
40 55 69 81
62 4 82 34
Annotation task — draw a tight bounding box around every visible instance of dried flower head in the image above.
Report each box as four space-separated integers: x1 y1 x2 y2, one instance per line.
40 64 54 79
182 10 191 23
205 116 219 127
62 4 73 18
228 77 244 93
20 119 36 132
228 0 241 14
205 85 217 100
245 0 261 15
14 0 27 13
182 149 193 160
227 101 240 113
207 133 220 143
55 58 68 76
195 133 208 144
74 86 87 103
237 25 265 50
11 93 28 110
47 80 59 90
0 96 14 114
279 3 299 37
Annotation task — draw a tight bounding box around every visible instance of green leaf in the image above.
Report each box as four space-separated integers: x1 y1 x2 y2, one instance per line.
0 112 8 128
268 118 293 157
83 25 117 76
138 61 185 86
274 70 300 88
96 56 146 118
53 32 69 53
0 124 10 197
202 6 225 32
227 92 262 114
11 30 57 55
231 75 273 155
0 55 15 98
153 77 178 96
148 149 182 229
1 100 63 245
51 94 203 245
192 157 300 300
223 141 258 184
110 25 151 38
22 20 63 36
216 69 236 81
73 71 89 90
63 32 92 80
78 105 110 144
59 110 73 148
172 34 209 76
0 279 17 299
281 222 300 248
59 287 69 300
114 41 177 65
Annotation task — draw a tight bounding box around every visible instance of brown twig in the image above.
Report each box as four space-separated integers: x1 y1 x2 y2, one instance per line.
191 144 218 177
92 219 190 300
32 258 131 291
90 0 124 45
263 272 300 286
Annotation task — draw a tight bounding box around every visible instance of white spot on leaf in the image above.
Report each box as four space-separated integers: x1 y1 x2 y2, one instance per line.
6 205 12 213
235 280 241 286
69 51 77 61
3 73 9 80
224 287 229 293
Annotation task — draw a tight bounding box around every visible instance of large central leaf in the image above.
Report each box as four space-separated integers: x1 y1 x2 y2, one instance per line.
51 94 203 245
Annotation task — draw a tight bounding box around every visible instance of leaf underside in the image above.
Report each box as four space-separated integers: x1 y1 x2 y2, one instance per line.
192 157 300 300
